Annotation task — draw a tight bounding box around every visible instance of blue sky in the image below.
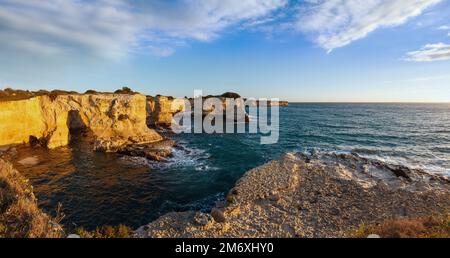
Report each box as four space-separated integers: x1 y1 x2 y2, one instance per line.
0 0 450 102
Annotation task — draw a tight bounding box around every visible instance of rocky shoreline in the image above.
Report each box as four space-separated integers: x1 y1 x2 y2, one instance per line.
134 152 450 238
1 88 448 238
1 151 449 238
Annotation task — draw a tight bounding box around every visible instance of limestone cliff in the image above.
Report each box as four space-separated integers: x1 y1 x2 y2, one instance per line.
0 93 162 151
147 96 186 128
198 96 250 123
145 93 289 129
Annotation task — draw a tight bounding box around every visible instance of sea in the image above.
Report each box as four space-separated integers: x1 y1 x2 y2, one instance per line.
11 103 450 230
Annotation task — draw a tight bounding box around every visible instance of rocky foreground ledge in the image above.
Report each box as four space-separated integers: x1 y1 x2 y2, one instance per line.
135 153 450 238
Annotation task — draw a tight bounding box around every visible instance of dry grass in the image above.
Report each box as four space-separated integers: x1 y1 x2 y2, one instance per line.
350 214 450 238
74 225 132 238
0 159 64 238
1 158 132 239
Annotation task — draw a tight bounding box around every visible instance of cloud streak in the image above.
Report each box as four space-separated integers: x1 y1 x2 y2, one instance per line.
405 43 450 62
295 0 442 51
0 0 287 58
0 0 445 59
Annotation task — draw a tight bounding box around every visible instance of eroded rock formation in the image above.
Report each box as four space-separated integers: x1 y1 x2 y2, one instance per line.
146 96 186 128
0 93 163 152
144 93 288 129
135 153 450 238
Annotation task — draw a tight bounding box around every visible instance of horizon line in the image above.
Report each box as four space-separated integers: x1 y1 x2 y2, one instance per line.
1 86 449 104
288 101 450 104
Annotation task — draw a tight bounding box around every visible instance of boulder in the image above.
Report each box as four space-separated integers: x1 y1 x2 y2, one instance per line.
211 208 226 223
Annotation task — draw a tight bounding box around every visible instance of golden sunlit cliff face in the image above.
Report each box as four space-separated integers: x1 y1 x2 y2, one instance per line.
146 96 186 128
0 93 163 151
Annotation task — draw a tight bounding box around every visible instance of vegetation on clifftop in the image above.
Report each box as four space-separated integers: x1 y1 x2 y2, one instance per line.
0 87 139 102
0 88 79 102
0 159 64 238
74 225 132 238
350 214 450 238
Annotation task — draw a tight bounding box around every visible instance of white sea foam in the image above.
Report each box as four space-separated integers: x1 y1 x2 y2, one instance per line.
294 147 450 179
149 144 219 171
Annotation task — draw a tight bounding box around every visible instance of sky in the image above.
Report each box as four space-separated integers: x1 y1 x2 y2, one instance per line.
0 0 450 102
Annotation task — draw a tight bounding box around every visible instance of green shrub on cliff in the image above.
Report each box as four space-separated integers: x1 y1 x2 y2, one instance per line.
114 87 136 95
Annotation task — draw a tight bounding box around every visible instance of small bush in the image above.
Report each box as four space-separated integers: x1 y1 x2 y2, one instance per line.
221 92 241 99
0 88 80 101
74 224 132 238
0 88 35 101
84 90 98 94
114 87 135 95
350 214 450 238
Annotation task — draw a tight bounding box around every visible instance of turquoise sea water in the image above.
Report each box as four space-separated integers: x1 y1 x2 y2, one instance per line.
12 103 450 229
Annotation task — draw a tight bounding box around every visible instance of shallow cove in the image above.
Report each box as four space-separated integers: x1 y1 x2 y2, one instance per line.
9 103 450 230
11 131 268 230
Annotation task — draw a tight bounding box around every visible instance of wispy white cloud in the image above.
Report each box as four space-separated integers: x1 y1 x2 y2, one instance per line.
295 0 442 51
438 25 450 30
404 43 450 62
0 0 445 59
0 0 287 58
0 0 138 59
144 0 288 41
437 24 450 36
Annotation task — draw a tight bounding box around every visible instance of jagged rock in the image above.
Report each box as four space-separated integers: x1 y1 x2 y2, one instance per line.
117 139 175 161
135 153 450 238
193 213 214 226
